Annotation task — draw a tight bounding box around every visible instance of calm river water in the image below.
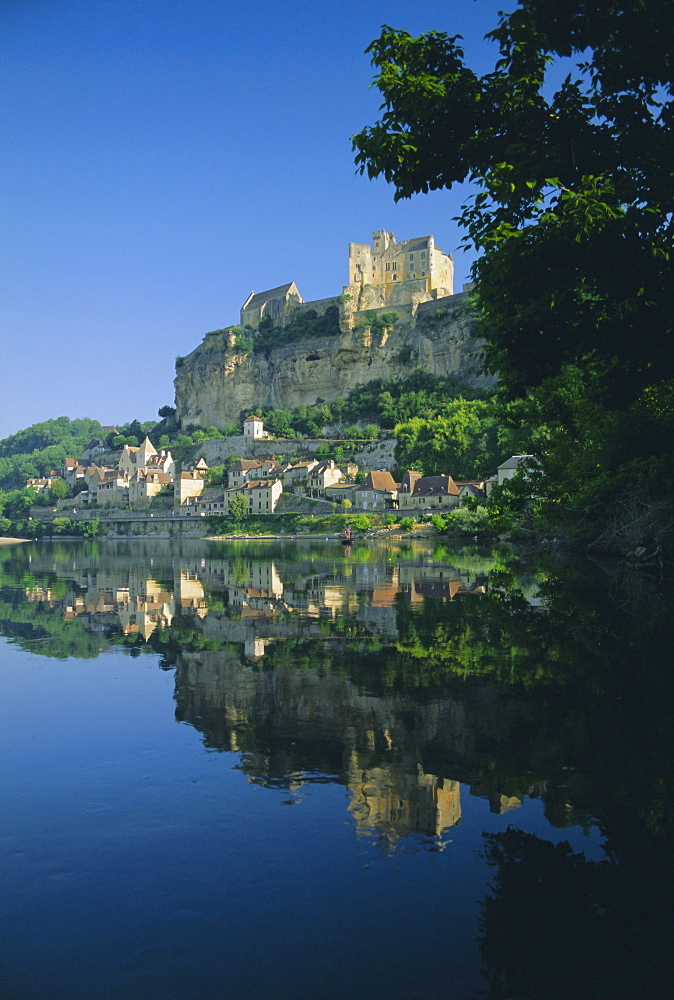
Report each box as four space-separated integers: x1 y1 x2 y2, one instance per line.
0 537 672 1000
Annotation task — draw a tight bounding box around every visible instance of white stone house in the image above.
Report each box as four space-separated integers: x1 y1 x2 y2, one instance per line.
175 469 207 506
306 460 345 497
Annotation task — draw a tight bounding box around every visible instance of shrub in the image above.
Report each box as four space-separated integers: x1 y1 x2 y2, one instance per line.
234 331 254 353
349 514 372 531
399 517 416 531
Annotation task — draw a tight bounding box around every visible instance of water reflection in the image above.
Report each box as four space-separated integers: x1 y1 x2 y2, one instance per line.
0 538 529 852
1 538 672 997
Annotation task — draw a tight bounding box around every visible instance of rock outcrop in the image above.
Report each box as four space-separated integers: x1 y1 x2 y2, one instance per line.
174 292 491 429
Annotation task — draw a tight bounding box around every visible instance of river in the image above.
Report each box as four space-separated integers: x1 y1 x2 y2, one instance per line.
0 537 671 1000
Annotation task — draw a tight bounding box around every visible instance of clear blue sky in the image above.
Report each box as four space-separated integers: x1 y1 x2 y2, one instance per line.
1 0 506 439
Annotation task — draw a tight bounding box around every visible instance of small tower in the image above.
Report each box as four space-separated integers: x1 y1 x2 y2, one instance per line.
243 415 264 439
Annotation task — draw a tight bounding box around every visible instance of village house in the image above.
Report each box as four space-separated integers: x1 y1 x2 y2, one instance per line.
174 457 209 507
306 460 345 497
455 480 487 500
118 437 174 479
353 470 399 511
241 478 284 514
282 460 319 489
129 470 173 507
175 469 207 506
397 475 460 511
80 438 108 462
85 464 118 489
63 457 88 486
324 481 358 504
399 470 422 495
183 478 283 517
25 478 51 493
496 455 536 486
94 474 130 507
228 459 267 488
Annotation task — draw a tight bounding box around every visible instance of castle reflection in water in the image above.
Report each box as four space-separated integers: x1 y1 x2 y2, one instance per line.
11 539 548 848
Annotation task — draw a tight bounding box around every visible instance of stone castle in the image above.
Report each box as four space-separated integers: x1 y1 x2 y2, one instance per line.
175 231 486 429
239 230 455 330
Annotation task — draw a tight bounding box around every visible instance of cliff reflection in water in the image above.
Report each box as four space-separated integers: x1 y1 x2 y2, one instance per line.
2 537 672 997
0 538 538 847
1 538 671 850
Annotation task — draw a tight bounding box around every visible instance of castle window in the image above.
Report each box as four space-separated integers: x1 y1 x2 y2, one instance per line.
392 274 397 280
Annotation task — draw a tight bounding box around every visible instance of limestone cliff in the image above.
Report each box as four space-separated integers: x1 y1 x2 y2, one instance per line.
174 292 491 429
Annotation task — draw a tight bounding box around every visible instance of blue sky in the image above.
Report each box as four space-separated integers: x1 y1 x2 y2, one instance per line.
1 0 506 439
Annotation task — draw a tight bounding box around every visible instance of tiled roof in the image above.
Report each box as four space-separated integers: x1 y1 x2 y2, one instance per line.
401 470 422 492
231 459 262 472
412 475 460 496
362 470 398 492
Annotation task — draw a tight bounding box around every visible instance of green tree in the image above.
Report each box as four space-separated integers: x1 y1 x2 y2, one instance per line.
353 2 674 548
205 465 226 487
229 493 249 522
48 478 69 501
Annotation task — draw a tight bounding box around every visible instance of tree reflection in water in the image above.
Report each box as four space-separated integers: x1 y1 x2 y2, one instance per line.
0 538 671 997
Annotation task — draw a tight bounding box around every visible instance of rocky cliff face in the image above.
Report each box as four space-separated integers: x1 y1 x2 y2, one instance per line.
174 293 491 429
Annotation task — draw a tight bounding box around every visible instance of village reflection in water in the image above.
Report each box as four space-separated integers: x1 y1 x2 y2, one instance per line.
2 538 544 849
3 537 672 998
